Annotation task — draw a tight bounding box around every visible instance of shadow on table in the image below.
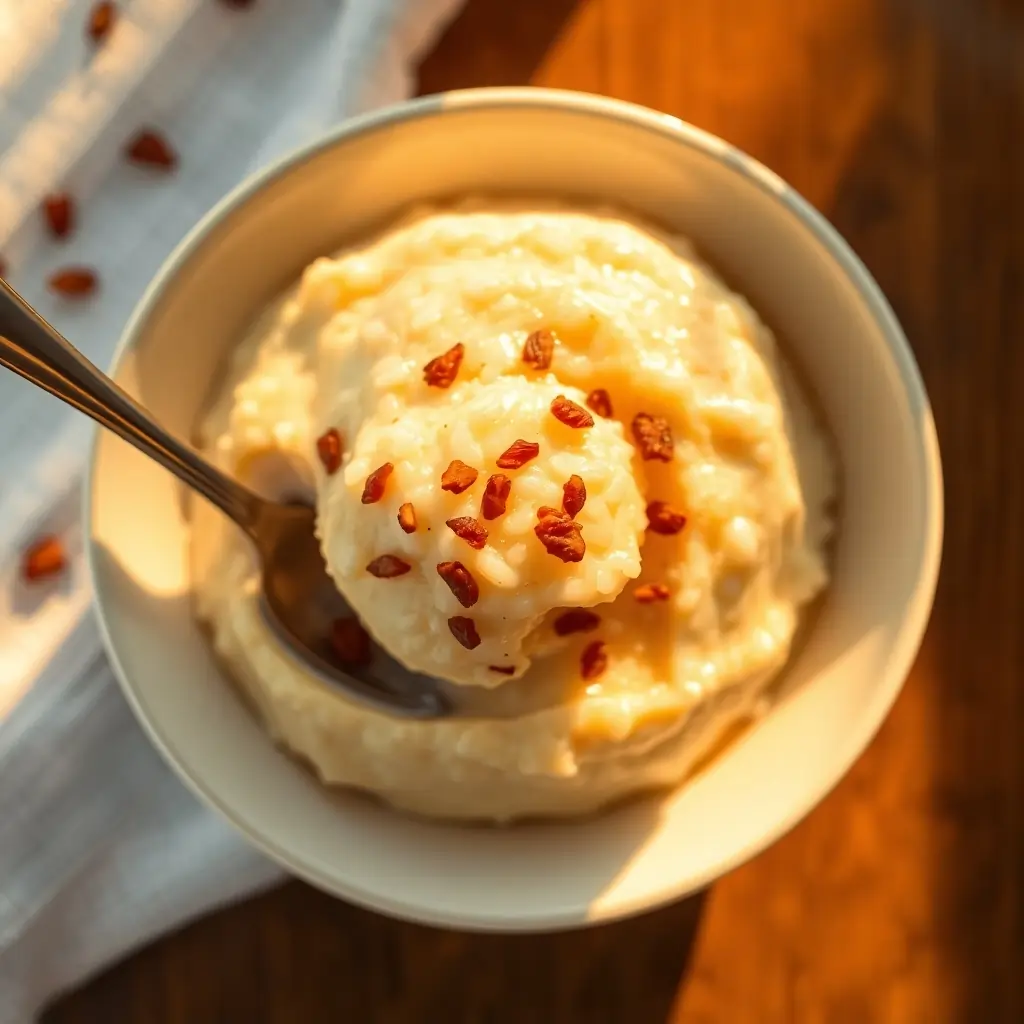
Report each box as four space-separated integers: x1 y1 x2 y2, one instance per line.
43 880 708 1023
278 883 708 1023
418 0 582 92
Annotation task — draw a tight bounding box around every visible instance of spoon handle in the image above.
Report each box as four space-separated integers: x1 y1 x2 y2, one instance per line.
0 281 260 531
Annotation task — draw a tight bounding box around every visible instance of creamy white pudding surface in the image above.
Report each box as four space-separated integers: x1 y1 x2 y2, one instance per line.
191 205 835 822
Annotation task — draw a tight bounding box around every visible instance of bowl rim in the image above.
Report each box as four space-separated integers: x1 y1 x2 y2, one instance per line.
85 86 944 931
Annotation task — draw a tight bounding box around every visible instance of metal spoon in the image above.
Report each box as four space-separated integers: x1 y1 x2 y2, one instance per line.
0 280 448 718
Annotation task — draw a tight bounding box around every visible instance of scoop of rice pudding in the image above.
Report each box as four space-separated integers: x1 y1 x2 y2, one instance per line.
191 206 834 822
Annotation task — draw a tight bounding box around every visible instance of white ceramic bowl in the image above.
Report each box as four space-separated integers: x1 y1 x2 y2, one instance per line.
86 88 942 932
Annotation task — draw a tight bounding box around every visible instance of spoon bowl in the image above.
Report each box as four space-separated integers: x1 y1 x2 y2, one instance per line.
253 499 449 716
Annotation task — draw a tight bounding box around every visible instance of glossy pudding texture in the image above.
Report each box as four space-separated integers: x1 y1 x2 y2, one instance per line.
190 205 835 821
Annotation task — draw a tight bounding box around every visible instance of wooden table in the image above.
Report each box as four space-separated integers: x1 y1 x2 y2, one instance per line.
47 0 1024 1020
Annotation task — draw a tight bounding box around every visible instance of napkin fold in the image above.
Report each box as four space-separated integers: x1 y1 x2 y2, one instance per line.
0 1 463 1018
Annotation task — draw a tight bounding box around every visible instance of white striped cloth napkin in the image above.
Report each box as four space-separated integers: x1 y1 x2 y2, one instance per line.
0 1 463 1019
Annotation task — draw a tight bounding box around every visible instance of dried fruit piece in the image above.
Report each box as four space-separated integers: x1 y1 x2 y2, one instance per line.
550 395 594 429
631 413 674 462
586 389 613 418
522 328 554 370
634 583 671 603
436 560 479 608
423 342 464 388
366 554 411 578
449 615 481 650
553 609 600 636
481 474 511 520
125 129 177 170
87 1 116 44
361 462 394 504
580 640 608 681
397 503 417 534
496 439 539 469
315 428 342 474
441 459 478 494
562 474 586 518
534 508 585 562
329 617 371 667
646 501 688 535
537 506 563 519
48 267 98 297
22 535 66 582
489 665 516 676
43 193 74 239
446 516 488 550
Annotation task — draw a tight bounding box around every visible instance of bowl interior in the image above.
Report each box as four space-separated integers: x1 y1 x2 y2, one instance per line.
88 89 941 930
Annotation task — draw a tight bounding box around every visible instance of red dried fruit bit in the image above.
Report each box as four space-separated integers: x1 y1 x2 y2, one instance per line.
586 388 613 418
43 193 74 239
449 615 481 650
553 609 600 636
398 503 417 534
87 1 116 44
329 617 371 667
481 473 511 520
22 535 67 582
496 439 540 469
550 394 594 429
631 413 674 462
646 501 688 535
48 267 98 297
446 516 488 550
125 129 177 170
522 328 554 370
537 506 563 519
489 665 516 676
423 342 464 388
441 459 478 494
534 509 586 562
580 640 608 681
361 462 394 504
562 474 586 518
315 428 342 474
436 560 479 608
366 554 412 578
634 583 671 603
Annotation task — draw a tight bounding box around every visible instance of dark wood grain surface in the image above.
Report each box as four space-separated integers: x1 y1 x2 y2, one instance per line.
46 0 1024 1020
